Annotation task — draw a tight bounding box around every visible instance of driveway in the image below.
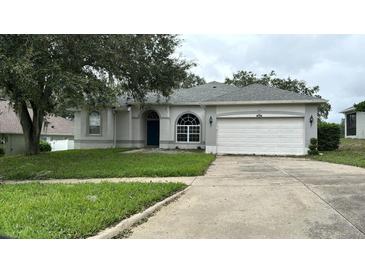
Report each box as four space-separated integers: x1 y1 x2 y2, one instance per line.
129 156 365 238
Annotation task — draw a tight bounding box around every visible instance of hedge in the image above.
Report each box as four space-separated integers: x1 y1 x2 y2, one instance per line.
318 122 341 151
39 140 52 152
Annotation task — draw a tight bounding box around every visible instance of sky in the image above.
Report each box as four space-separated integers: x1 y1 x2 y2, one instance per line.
179 34 365 122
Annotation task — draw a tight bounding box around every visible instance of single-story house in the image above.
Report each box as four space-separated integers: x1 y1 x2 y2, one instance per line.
0 99 74 154
73 82 326 155
341 105 365 139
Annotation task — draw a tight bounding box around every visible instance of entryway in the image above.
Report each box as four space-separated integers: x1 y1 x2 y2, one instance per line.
146 110 160 146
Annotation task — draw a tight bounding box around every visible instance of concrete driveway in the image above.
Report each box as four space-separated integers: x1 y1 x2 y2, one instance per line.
129 156 365 238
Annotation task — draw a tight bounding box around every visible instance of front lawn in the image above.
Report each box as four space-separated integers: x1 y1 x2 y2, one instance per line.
311 138 365 168
0 148 215 180
0 182 186 239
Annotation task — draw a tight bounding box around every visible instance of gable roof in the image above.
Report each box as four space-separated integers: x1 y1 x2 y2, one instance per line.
0 100 73 136
119 81 326 106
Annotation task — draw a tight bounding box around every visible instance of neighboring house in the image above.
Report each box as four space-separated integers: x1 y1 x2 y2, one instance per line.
0 100 74 154
73 82 326 155
341 105 365 139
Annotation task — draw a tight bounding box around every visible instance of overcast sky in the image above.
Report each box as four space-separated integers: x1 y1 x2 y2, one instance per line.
179 34 365 122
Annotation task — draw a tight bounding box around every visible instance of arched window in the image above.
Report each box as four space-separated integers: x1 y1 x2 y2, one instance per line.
176 113 200 143
89 111 101 135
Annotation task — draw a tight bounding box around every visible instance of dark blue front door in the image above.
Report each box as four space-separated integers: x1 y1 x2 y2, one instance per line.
147 120 159 146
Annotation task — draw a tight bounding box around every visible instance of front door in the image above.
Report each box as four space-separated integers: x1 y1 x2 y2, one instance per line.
146 111 160 146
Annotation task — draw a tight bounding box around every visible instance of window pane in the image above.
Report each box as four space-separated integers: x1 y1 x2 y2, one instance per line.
189 134 200 142
177 126 187 134
189 126 200 134
89 126 101 135
89 111 101 134
177 134 187 142
177 113 200 126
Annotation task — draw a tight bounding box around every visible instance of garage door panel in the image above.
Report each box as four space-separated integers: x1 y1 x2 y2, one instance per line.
217 140 304 146
216 118 305 155
218 133 304 139
218 147 304 155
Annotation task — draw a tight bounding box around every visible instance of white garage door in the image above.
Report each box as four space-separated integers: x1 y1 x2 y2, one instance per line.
217 118 305 155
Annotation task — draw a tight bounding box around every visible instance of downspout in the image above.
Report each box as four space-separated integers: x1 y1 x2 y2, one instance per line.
112 107 117 148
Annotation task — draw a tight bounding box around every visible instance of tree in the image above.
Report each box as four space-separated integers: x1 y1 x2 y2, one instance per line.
225 70 331 119
179 72 206 88
0 35 191 155
354 100 365 112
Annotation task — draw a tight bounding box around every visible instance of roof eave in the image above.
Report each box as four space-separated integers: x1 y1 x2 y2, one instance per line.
201 99 327 105
141 99 327 106
340 107 356 113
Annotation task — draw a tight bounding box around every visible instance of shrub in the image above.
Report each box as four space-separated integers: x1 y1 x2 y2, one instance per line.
318 122 341 151
39 140 52 152
308 138 319 155
0 147 4 157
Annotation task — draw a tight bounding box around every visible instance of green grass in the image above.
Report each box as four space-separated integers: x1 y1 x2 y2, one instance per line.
0 182 186 239
0 148 215 180
311 138 365 168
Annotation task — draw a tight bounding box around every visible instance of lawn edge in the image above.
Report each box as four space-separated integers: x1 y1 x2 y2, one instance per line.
308 156 365 170
88 185 191 239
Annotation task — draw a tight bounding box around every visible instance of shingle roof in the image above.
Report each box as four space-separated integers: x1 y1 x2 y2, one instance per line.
0 100 73 136
206 83 326 102
118 81 326 105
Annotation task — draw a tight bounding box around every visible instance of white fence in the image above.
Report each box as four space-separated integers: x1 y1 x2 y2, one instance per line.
50 139 74 151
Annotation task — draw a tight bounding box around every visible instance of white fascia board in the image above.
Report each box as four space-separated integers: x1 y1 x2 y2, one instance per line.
134 99 326 106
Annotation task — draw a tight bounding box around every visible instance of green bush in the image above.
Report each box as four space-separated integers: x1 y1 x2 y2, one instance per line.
39 140 52 152
308 138 319 155
0 147 4 157
318 122 341 151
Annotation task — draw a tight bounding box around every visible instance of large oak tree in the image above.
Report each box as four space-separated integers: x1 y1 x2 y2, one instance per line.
179 72 206 88
225 70 331 119
0 35 191 155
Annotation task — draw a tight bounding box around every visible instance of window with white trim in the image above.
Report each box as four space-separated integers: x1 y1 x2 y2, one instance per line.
176 113 200 143
89 111 101 135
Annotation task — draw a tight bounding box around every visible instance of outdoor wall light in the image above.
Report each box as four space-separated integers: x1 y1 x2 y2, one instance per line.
209 116 213 126
309 115 314 126
126 96 132 112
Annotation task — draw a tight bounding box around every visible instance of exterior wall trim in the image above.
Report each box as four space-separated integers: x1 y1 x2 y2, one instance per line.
86 110 103 136
217 110 305 118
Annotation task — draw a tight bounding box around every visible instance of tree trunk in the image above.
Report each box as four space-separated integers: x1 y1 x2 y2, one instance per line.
16 101 44 155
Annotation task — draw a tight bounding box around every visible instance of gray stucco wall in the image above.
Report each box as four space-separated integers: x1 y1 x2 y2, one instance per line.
205 106 217 153
74 103 319 154
357 112 365 138
74 105 206 149
74 108 115 149
0 134 26 155
205 104 318 154
304 104 318 146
